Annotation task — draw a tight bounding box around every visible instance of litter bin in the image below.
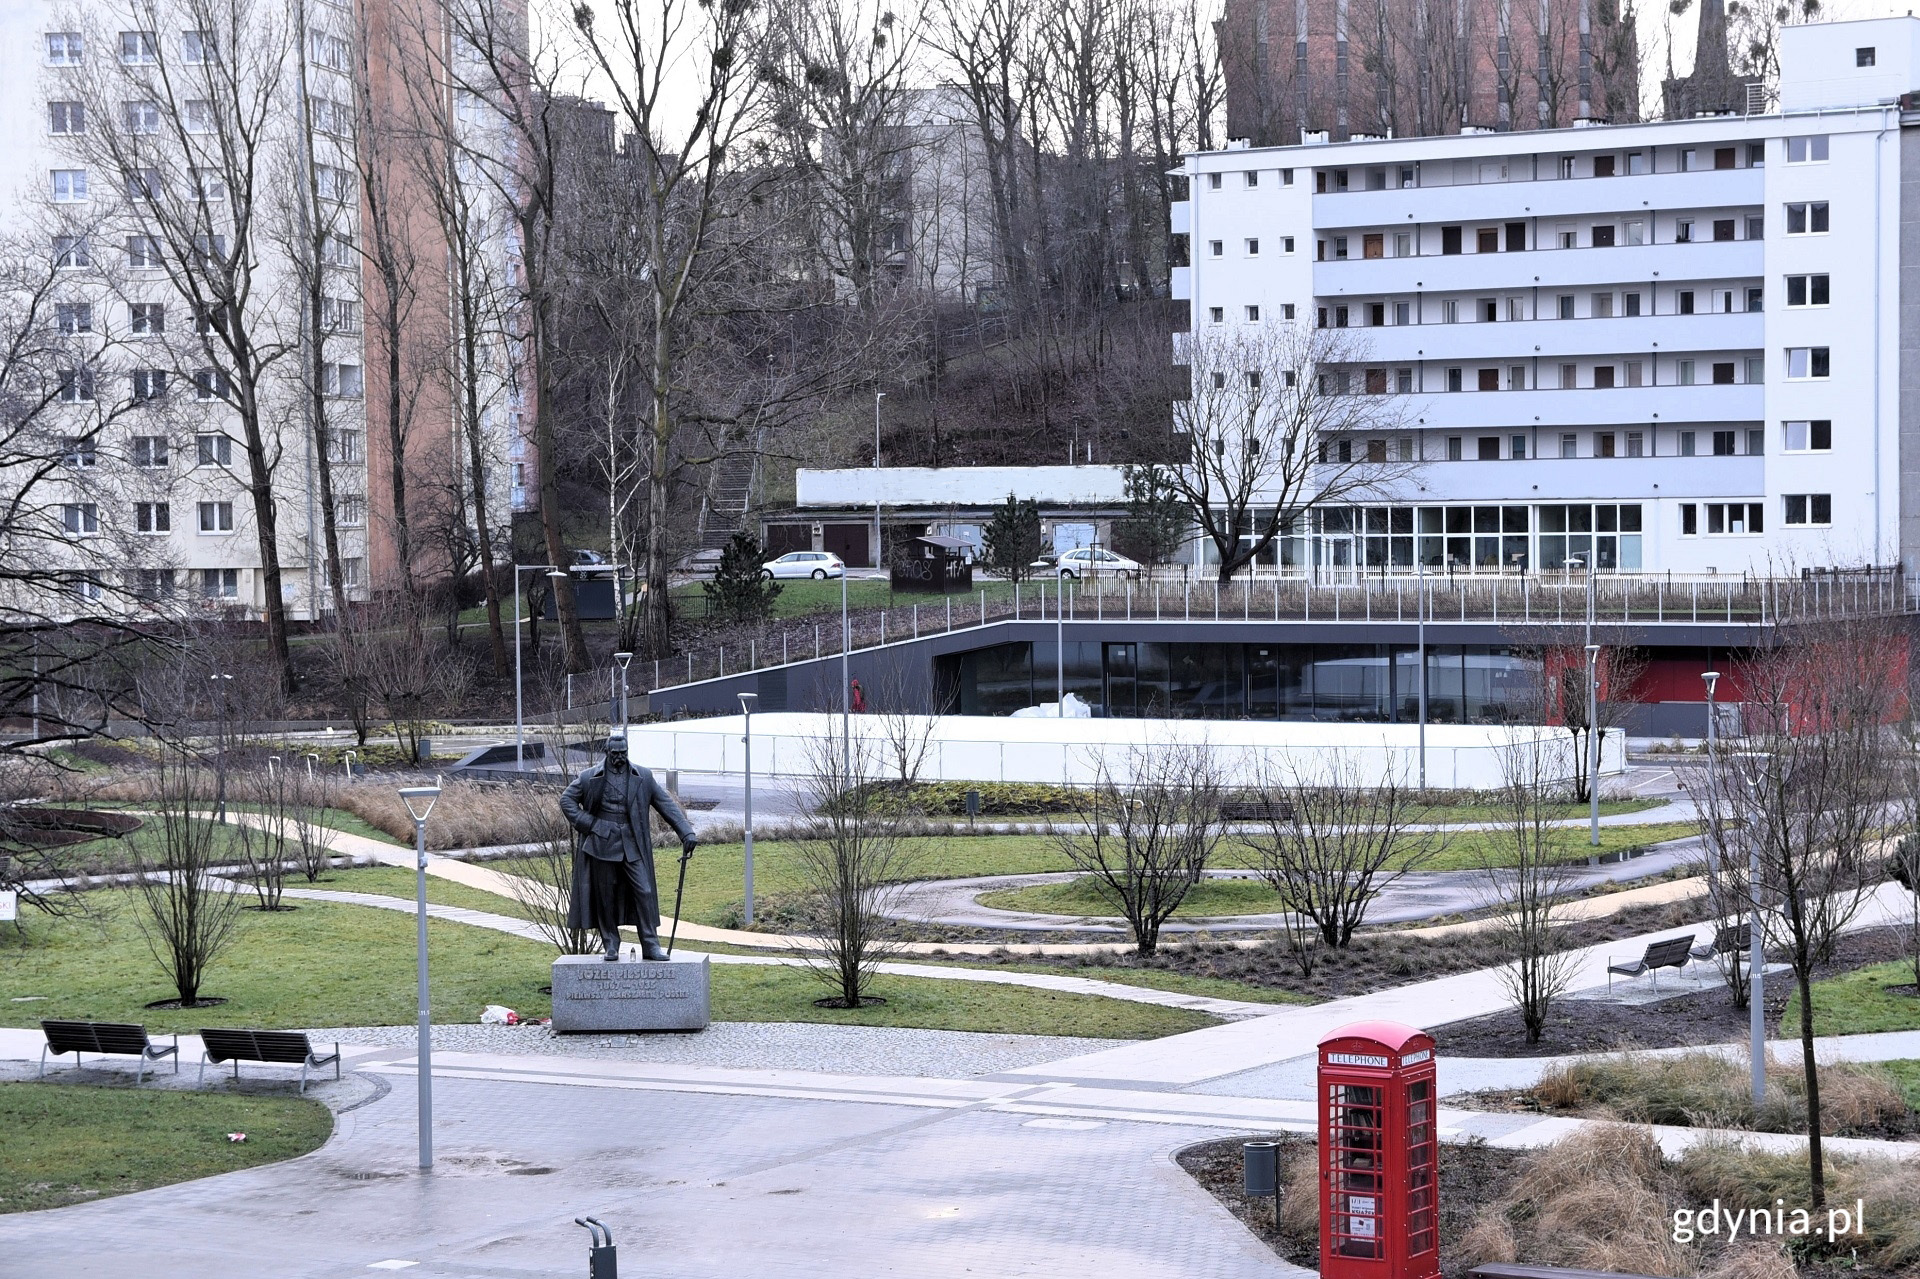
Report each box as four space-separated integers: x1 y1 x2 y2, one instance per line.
1243 1140 1279 1198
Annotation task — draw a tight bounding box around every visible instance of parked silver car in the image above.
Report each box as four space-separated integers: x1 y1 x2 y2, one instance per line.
760 551 844 580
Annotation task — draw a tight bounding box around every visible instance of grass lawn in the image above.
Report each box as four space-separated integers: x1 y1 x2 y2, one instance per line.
0 1081 333 1214
1784 960 1920 1037
900 957 1315 1006
319 865 538 919
1884 1060 1920 1110
0 891 1211 1040
979 822 1700 919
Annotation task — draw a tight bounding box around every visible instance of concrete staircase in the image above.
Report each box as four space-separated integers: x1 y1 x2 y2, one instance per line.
685 444 761 573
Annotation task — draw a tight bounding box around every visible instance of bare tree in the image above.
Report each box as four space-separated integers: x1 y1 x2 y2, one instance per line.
869 660 940 786
286 766 338 882
1247 753 1444 949
1052 739 1225 955
791 730 920 1007
1171 326 1414 583
1482 732 1584 1044
346 601 473 765
1691 617 1898 1210
232 760 294 909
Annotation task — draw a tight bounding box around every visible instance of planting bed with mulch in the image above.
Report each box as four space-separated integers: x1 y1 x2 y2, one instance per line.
1431 926 1912 1058
948 898 1718 1001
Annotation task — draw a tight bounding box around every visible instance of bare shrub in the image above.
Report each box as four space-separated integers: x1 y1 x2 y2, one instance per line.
1052 740 1227 956
789 731 920 1007
1482 732 1584 1043
130 746 245 1006
1246 752 1443 950
506 802 596 956
287 770 339 883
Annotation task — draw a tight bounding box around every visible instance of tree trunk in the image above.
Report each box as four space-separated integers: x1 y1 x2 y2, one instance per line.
1797 962 1827 1209
524 213 589 674
233 365 298 693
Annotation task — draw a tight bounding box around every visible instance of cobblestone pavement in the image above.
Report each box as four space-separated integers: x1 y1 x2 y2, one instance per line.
0 1066 1308 1278
310 1020 1114 1078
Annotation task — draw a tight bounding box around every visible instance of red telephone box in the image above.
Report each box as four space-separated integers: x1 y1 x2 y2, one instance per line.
1317 1020 1439 1279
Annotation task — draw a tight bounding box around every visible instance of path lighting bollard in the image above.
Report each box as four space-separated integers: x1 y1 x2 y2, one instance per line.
575 1217 618 1279
397 783 441 1170
342 749 357 783
739 692 758 925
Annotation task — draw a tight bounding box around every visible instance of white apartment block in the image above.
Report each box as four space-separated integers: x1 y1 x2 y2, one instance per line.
1173 17 1920 579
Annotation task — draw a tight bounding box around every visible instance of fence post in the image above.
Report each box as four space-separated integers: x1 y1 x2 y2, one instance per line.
913 604 918 638
720 646 725 676
980 589 986 625
814 625 820 659
749 640 755 670
947 597 952 631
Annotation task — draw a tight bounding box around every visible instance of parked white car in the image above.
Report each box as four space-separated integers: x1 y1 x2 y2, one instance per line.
761 551 844 580
1042 547 1143 580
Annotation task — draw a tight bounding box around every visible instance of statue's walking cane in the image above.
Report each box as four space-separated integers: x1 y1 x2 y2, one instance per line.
666 845 693 956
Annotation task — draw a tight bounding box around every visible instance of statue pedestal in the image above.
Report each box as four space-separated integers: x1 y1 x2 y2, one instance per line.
550 953 711 1033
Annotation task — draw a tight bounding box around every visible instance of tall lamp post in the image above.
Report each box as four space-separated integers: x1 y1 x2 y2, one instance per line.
613 651 633 731
840 566 851 784
738 692 757 925
873 391 886 572
1585 643 1601 846
397 783 441 1170
512 565 566 768
1416 553 1428 790
209 673 233 823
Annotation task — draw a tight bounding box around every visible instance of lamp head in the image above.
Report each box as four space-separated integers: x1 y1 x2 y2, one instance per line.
614 651 633 671
738 692 758 713
397 784 441 823
1702 670 1722 696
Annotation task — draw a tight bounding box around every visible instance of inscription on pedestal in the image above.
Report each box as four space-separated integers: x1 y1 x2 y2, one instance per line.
550 953 711 1033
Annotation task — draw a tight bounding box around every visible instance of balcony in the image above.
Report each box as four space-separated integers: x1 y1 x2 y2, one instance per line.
1396 382 1764 431
1170 200 1191 235
1312 166 1763 231
1171 266 1191 300
1413 454 1764 503
1338 311 1764 364
1313 238 1762 297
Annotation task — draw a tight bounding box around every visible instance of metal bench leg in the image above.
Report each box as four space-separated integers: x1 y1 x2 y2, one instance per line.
39 1046 49 1079
334 1046 341 1082
137 1056 146 1086
199 1057 208 1086
300 1061 308 1095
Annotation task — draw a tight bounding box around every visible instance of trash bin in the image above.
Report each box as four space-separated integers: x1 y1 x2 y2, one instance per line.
1244 1140 1278 1198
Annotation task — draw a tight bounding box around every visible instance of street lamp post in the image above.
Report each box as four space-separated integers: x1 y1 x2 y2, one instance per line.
613 651 633 731
1585 643 1601 846
512 565 565 768
397 783 441 1171
1055 575 1065 712
1416 553 1428 791
209 673 233 823
873 391 886 572
739 692 757 925
840 566 851 784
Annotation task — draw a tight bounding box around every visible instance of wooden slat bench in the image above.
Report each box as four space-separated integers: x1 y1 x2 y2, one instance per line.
1469 1264 1665 1279
198 1029 341 1094
1606 935 1695 991
40 1020 178 1084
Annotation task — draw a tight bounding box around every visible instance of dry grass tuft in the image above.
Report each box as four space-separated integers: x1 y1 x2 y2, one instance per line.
1704 1242 1799 1279
1530 1050 1913 1137
1474 1125 1693 1277
1273 1142 1321 1236
332 780 554 849
1456 1212 1519 1268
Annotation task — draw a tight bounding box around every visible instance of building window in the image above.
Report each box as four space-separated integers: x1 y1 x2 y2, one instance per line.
1679 430 1697 456
336 495 366 527
1786 347 1830 379
1786 202 1829 234
56 303 93 334
1557 294 1574 319
1624 291 1642 317
135 501 170 533
320 296 360 333
1446 437 1463 460
1280 169 1294 186
1713 430 1736 456
119 30 157 63
1746 214 1764 240
53 236 91 269
1207 306 1223 324
1591 225 1616 247
1675 218 1693 243
126 235 161 268
1746 287 1764 312
1783 420 1831 451
62 503 99 535
1676 359 1695 386
330 429 362 463
194 368 232 401
136 568 176 600
1624 219 1645 246
1395 368 1413 393
1681 504 1697 535
1394 301 1410 325
1208 239 1222 256
1694 503 1764 534
1626 431 1644 457
1596 432 1616 458
1244 170 1258 188
1712 218 1735 241
1559 363 1577 389
1712 362 1735 386
1593 366 1616 390
196 433 233 466
182 29 216 62
1332 305 1347 327
1785 274 1829 307
1477 368 1500 391
1245 305 1261 322
1786 135 1829 163
1441 226 1462 255
1677 290 1694 315
48 101 85 134
1560 433 1578 458
1207 172 1221 190
1508 366 1526 390
1624 361 1643 388
130 369 167 402
1509 435 1526 459
1393 232 1411 257
198 501 235 533
1282 236 1295 254
1746 427 1764 456
50 169 88 202
1245 238 1259 256
1476 436 1500 460
131 435 169 467
1857 46 1876 66
122 100 160 133
46 32 84 65
1446 367 1463 392
58 370 96 404
130 302 165 334
1783 494 1832 525
1282 303 1296 320
201 567 238 598
126 169 162 201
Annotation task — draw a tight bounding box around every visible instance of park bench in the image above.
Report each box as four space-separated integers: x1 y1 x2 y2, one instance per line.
39 1020 178 1083
198 1028 341 1094
1690 923 1752 970
1605 935 1695 991
1468 1264 1665 1279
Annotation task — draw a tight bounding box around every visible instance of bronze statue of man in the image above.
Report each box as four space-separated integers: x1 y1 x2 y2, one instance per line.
559 733 696 961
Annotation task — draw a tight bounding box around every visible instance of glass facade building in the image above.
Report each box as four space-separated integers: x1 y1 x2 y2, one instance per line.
942 641 1541 722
